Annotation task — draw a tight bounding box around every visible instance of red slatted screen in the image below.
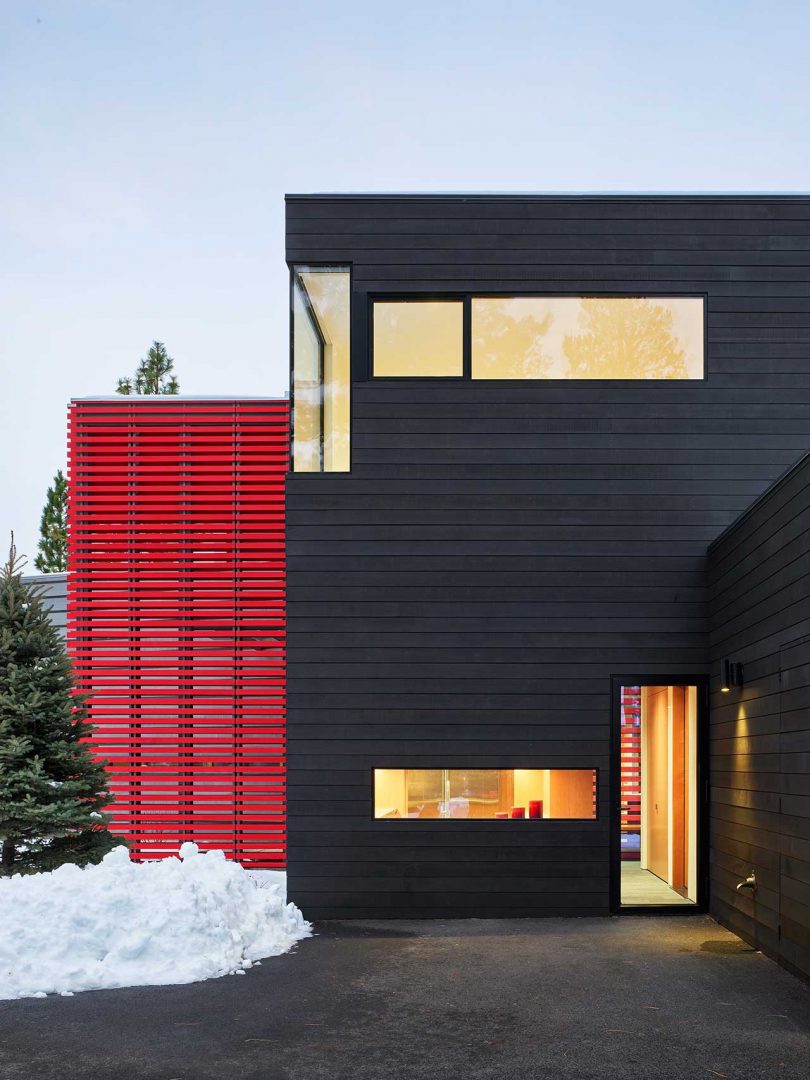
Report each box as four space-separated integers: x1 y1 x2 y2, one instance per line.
620 685 641 860
67 399 288 868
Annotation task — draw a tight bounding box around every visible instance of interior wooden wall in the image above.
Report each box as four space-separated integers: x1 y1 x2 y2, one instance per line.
643 686 670 881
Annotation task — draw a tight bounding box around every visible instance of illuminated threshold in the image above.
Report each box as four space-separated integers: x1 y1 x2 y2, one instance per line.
621 863 695 906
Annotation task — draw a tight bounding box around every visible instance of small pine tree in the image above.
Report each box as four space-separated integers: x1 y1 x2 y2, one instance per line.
34 469 68 574
116 341 180 395
0 536 118 874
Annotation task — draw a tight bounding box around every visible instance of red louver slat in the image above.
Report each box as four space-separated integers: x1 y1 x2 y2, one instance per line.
620 686 641 860
66 399 288 869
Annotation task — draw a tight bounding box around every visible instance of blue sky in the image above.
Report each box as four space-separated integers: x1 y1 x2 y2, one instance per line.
2 0 810 562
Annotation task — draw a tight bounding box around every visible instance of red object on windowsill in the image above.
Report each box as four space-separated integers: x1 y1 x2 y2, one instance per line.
495 811 509 819
511 807 525 819
529 800 543 819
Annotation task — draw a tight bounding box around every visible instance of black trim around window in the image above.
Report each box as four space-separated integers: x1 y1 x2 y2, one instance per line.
370 766 601 823
609 675 710 916
368 292 708 382
369 295 468 380
289 263 353 474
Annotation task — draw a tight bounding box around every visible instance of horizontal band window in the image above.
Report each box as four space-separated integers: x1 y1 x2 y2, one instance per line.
374 768 597 820
369 296 704 380
472 297 703 380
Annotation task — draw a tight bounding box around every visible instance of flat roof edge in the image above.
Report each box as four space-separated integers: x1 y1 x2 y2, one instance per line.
70 395 289 402
708 448 810 553
285 191 810 201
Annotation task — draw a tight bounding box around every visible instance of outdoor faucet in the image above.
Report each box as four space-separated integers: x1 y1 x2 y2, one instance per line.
736 872 757 893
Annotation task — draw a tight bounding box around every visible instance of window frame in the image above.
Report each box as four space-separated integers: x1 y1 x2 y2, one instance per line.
369 294 471 381
291 270 325 471
368 292 707 382
289 263 353 474
370 765 601 823
609 674 710 915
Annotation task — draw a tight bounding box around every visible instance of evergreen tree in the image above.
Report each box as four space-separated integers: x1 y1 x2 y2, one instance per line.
34 469 68 574
116 340 180 395
0 537 118 874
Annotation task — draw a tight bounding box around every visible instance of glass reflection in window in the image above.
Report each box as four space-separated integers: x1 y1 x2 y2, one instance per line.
373 301 464 377
292 266 351 471
472 297 704 380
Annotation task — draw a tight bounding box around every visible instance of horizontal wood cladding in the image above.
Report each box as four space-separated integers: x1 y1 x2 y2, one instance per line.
285 194 810 222
22 574 67 638
709 452 810 982
286 195 810 919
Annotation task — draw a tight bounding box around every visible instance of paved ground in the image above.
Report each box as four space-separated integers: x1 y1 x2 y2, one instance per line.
2 916 808 1080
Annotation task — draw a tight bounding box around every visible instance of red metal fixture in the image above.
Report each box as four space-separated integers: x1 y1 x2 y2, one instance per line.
67 399 288 868
620 686 642 860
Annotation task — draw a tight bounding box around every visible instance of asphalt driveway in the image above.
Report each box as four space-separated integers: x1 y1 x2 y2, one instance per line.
1 916 808 1080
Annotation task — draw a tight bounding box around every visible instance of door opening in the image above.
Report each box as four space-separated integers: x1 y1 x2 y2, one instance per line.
616 683 701 908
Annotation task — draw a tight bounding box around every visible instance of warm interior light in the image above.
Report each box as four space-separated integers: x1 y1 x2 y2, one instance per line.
619 684 699 906
373 768 597 820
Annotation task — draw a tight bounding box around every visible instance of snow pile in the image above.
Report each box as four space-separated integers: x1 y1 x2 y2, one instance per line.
0 843 311 999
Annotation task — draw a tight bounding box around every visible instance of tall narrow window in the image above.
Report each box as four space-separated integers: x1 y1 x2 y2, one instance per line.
292 266 350 472
619 684 698 906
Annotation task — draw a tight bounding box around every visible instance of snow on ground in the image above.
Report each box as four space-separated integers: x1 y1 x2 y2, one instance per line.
0 843 311 1000
246 868 288 901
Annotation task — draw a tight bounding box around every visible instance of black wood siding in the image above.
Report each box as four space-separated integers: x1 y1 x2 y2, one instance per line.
708 452 810 981
285 195 810 919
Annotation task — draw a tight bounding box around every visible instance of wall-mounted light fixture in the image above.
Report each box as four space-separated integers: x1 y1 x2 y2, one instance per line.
720 658 744 693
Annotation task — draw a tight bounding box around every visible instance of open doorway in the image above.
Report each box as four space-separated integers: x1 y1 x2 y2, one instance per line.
615 682 703 909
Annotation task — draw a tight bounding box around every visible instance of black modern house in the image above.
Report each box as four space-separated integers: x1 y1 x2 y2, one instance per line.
285 195 810 981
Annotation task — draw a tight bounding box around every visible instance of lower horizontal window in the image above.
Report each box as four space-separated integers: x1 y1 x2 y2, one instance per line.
373 768 597 820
